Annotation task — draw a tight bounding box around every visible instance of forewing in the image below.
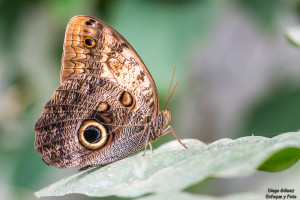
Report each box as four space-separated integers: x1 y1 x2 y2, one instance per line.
61 15 158 115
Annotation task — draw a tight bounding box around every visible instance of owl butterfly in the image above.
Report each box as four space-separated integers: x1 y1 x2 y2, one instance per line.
34 15 186 169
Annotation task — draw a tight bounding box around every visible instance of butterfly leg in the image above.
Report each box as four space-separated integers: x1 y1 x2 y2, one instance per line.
142 129 151 156
163 125 187 149
149 142 154 153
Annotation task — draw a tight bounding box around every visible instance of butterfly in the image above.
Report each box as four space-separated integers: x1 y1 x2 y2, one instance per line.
34 15 186 169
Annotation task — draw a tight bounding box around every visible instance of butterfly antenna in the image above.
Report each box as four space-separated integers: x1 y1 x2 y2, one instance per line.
164 82 179 110
164 65 178 110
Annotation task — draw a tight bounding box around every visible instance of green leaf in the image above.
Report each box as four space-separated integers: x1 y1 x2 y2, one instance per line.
258 147 300 172
285 26 300 48
35 132 300 198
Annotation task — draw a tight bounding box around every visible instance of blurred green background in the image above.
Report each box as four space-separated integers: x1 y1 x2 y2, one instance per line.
1 0 300 199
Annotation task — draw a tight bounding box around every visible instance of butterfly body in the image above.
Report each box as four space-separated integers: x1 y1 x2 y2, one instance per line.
34 16 184 169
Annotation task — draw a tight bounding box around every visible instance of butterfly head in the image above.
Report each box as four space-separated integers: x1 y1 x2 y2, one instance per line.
161 109 171 129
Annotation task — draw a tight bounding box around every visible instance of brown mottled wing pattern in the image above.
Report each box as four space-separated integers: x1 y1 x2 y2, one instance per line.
35 74 150 168
34 16 160 168
61 15 158 114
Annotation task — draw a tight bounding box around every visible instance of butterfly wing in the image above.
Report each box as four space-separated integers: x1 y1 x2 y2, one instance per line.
34 73 151 168
34 16 159 168
61 15 158 114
